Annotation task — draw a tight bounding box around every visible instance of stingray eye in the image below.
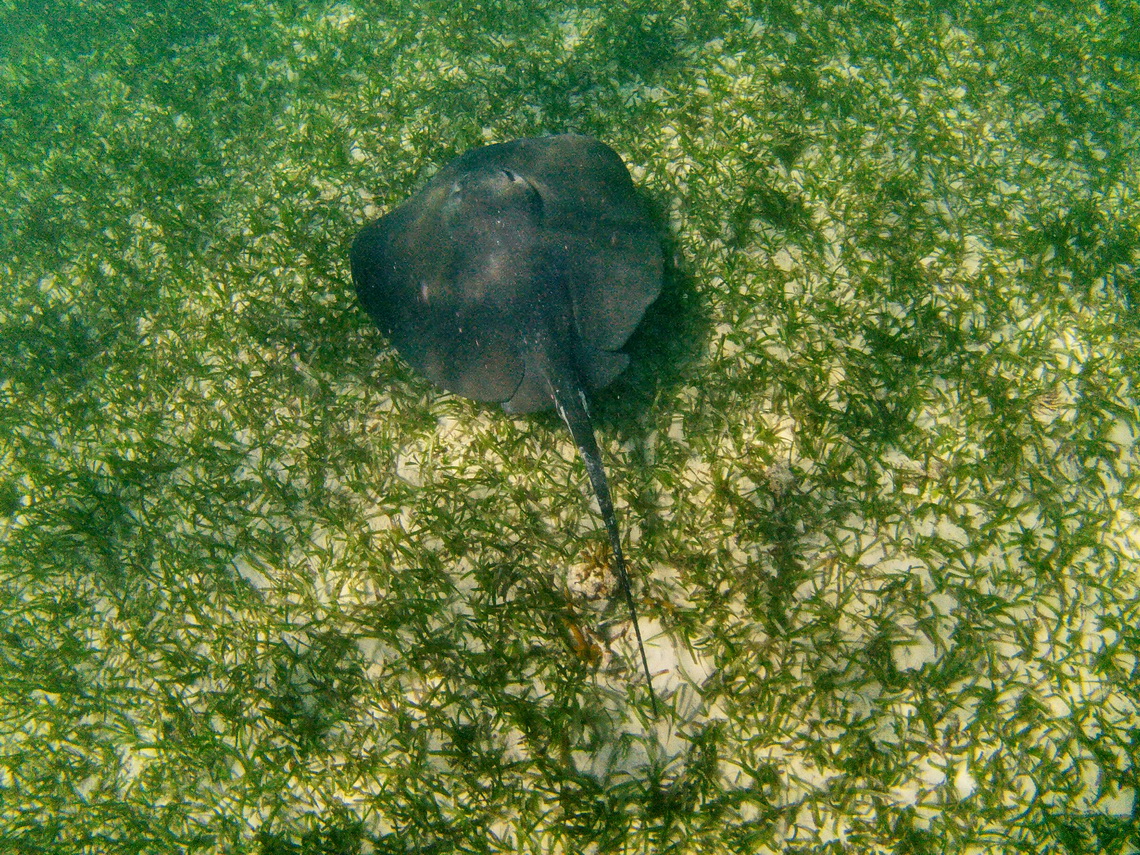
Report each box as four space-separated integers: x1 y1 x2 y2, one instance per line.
501 169 516 181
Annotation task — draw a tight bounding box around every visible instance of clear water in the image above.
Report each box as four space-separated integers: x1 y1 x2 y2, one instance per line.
1 1 1137 851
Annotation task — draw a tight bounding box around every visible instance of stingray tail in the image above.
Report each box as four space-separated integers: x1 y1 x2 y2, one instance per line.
538 343 660 717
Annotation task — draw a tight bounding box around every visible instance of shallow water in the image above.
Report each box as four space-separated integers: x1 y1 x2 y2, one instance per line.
1 1 1137 851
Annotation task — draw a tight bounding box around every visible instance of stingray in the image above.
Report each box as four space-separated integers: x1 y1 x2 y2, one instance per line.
351 134 663 713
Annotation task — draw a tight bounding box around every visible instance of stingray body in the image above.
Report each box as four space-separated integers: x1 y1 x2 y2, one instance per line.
351 134 663 713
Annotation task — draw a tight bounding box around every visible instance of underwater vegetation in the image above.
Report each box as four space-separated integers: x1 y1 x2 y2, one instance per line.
1 0 1137 852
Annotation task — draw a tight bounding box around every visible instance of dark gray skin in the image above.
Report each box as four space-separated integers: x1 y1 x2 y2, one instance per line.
351 135 663 714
